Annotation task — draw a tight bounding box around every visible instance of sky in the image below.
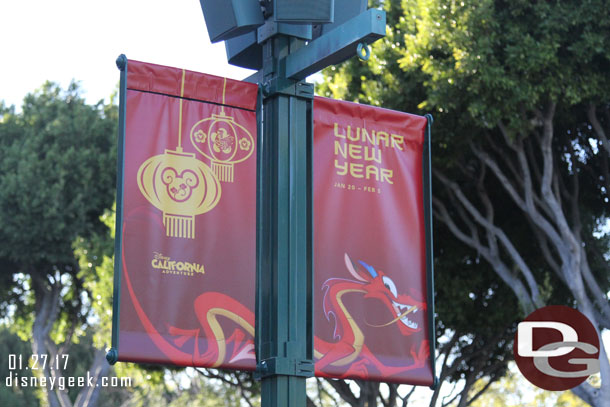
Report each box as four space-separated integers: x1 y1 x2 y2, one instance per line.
0 0 253 109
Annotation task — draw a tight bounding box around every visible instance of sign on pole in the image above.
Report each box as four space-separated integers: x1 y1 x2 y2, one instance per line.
108 57 258 370
313 97 435 385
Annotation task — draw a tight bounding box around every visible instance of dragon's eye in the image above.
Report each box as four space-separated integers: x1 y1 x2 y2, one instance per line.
382 276 398 298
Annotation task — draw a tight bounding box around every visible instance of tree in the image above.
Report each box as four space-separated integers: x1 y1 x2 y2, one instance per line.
320 0 610 405
0 82 118 407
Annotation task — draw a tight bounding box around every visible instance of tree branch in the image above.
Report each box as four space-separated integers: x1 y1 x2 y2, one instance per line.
401 386 416 407
571 381 598 407
73 348 111 407
318 378 342 407
466 365 504 406
589 103 610 156
326 379 359 406
580 247 610 328
475 142 570 270
435 170 541 310
31 280 70 407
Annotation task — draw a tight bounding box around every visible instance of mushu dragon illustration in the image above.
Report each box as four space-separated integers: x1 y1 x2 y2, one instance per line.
313 253 429 378
127 253 428 377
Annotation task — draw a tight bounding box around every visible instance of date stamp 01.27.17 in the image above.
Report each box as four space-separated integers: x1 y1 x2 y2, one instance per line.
8 354 69 372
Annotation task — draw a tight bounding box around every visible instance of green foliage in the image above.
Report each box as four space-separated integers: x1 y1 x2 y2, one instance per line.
323 0 610 127
395 0 610 127
0 81 117 343
0 81 117 271
75 207 116 350
0 82 119 405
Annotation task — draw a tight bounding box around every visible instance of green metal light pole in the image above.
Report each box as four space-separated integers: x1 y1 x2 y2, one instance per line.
198 2 386 405
255 34 315 406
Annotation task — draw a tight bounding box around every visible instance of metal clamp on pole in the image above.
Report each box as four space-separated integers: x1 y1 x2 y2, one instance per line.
261 77 314 99
256 357 315 379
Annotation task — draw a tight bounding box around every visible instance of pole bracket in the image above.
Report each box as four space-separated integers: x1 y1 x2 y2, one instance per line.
255 357 315 379
261 77 314 99
283 8 386 80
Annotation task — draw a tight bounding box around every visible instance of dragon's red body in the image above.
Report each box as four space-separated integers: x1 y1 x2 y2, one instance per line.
129 253 428 378
314 254 429 379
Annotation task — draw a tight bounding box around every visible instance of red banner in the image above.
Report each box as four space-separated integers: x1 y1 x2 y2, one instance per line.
112 60 434 385
114 59 258 370
313 97 434 385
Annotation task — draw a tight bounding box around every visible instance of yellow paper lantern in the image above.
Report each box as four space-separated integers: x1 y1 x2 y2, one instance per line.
189 78 254 183
137 149 221 239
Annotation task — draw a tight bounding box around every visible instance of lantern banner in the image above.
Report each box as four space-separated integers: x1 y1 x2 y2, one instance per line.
312 97 435 385
110 58 258 370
